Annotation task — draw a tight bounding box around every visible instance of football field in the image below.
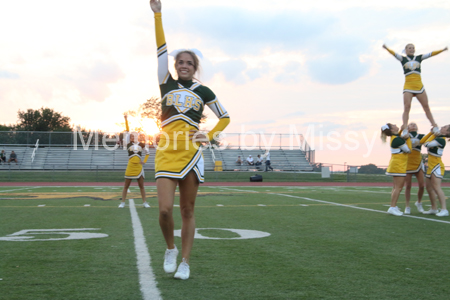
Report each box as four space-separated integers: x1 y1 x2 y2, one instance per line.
1 184 450 299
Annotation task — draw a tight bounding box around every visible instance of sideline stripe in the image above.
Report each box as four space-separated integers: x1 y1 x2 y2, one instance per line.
221 188 258 193
273 193 450 225
129 199 162 300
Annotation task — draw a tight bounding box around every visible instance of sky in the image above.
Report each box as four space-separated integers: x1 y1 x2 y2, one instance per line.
1 0 450 168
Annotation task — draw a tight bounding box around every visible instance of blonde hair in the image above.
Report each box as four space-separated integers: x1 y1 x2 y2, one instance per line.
380 123 395 143
405 43 415 50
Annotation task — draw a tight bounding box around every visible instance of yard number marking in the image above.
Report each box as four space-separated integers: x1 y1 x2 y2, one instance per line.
0 228 108 241
174 228 271 240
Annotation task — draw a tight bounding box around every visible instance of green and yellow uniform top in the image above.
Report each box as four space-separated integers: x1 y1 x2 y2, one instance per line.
154 12 230 140
124 119 149 162
420 132 446 178
386 135 412 177
406 131 424 173
386 47 445 93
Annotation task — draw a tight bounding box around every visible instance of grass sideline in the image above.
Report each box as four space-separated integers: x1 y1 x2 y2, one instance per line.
1 185 450 299
1 169 448 183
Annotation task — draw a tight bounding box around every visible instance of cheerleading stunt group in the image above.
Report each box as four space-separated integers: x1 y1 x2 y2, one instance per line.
382 44 449 217
115 0 450 281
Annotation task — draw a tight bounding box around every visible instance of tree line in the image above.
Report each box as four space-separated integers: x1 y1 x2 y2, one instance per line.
0 97 214 146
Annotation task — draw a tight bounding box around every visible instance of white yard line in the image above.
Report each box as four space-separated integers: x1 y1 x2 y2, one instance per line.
0 186 41 193
129 199 162 300
273 193 450 225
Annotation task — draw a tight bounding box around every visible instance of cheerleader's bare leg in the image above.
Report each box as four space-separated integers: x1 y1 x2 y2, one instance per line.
416 91 437 128
415 169 425 203
137 176 147 204
157 177 177 249
404 173 413 208
177 171 199 263
425 177 438 210
401 93 413 131
431 174 446 210
391 176 405 207
121 179 132 203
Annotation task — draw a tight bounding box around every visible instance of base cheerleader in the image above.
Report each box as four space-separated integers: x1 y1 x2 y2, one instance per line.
404 123 425 214
420 126 450 217
382 123 412 216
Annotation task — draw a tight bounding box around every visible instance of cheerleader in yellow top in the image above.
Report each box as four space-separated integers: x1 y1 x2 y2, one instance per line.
150 0 230 280
118 114 151 208
382 123 412 216
419 126 450 217
383 43 447 134
404 123 425 214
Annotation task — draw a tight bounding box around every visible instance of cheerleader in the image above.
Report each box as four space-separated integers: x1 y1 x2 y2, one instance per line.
118 114 151 208
150 0 230 280
404 123 425 214
382 43 447 134
420 126 450 217
382 123 412 216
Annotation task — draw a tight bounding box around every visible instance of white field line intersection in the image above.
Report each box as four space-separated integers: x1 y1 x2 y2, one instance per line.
129 199 162 300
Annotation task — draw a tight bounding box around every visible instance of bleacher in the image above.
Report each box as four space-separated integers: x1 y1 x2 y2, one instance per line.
0 146 312 171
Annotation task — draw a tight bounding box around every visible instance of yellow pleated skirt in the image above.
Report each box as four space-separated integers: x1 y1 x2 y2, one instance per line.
426 155 445 179
403 74 424 94
125 155 144 179
155 121 205 182
406 150 423 173
386 153 408 176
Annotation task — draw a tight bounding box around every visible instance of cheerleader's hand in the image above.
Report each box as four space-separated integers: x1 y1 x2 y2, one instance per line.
432 126 441 136
150 0 161 13
411 138 420 147
140 161 145 165
189 130 209 142
400 129 409 139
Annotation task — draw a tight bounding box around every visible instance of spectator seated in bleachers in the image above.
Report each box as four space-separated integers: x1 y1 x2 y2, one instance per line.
0 150 6 164
236 155 243 165
246 155 254 166
255 154 262 166
8 151 18 164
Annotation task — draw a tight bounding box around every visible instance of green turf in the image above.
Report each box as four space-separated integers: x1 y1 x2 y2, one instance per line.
2 169 448 183
1 186 450 299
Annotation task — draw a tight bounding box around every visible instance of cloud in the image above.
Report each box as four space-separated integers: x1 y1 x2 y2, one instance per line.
283 111 305 118
152 6 450 86
60 60 125 102
306 55 369 84
213 59 248 84
0 70 19 79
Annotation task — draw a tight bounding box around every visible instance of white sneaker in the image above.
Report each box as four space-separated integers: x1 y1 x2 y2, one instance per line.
415 201 424 213
174 258 190 280
388 207 403 216
118 202 126 208
143 202 150 208
404 207 411 215
164 245 178 273
423 209 439 215
436 209 449 217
